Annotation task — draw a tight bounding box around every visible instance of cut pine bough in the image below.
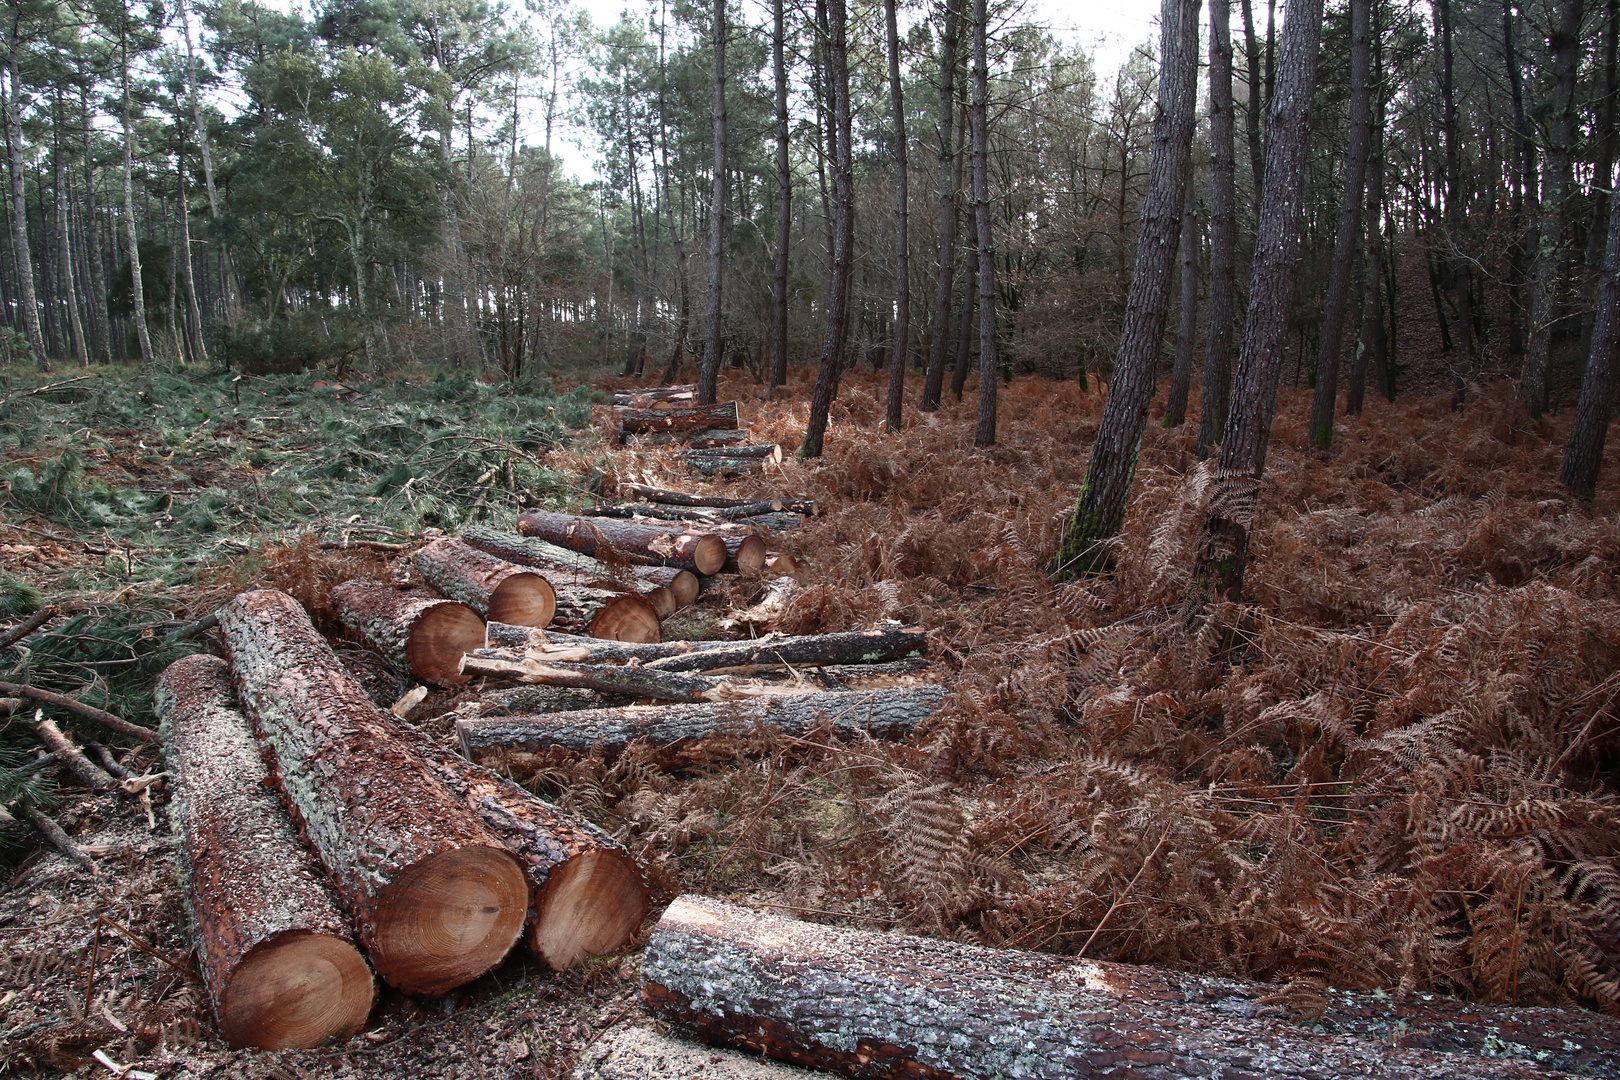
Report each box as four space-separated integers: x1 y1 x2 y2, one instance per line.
157 654 374 1049
457 686 949 770
219 589 527 995
329 579 485 687
641 896 1620 1080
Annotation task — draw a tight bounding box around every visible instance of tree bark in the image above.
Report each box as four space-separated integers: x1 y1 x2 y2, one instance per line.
1198 0 1238 457
461 650 784 703
921 0 963 411
1522 0 1584 417
697 0 728 406
1436 0 1472 398
1504 0 1534 359
413 538 557 628
405 735 647 969
1053 0 1201 574
156 654 374 1049
482 626 924 669
616 484 815 515
5 26 46 370
515 509 727 576
641 896 1620 1080
81 88 111 365
175 151 207 366
1196 0 1325 600
457 686 949 770
1561 158 1620 496
614 384 696 405
617 401 739 437
883 0 911 432
1307 0 1371 449
1165 176 1199 427
801 0 854 459
969 0 999 447
119 27 153 368
462 525 687 611
769 0 790 393
1347 21 1386 416
950 208 976 400
1240 0 1265 207
328 579 487 687
217 590 528 997
549 584 663 642
32 713 113 790
52 101 88 368
720 533 767 573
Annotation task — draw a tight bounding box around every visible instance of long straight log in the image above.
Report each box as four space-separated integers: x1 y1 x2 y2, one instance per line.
328 580 486 687
617 484 813 515
676 444 781 461
516 510 726 576
460 650 804 703
412 538 556 628
613 384 695 406
616 401 738 437
218 590 528 996
461 526 683 617
587 500 785 523
479 685 613 716
405 737 647 969
687 457 767 477
643 896 1620 1080
156 654 374 1049
457 686 949 769
641 626 927 673
685 429 751 449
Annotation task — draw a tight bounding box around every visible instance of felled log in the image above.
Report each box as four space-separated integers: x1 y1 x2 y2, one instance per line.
612 384 695 406
516 509 726 576
545 585 659 642
687 456 766 477
677 444 781 462
329 579 486 687
405 737 647 970
479 685 612 716
462 526 677 618
616 484 814 513
764 552 797 575
457 686 948 769
575 1026 807 1080
156 654 374 1048
413 538 556 628
717 576 798 632
460 650 803 704
720 535 767 574
642 897 1620 1080
641 626 927 674
586 501 782 524
218 590 528 996
617 402 739 437
738 512 804 532
685 429 750 449
634 565 699 608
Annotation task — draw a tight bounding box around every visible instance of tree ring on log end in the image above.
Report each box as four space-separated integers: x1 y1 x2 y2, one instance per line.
665 570 699 607
643 586 677 619
487 573 557 628
406 603 487 686
530 849 648 970
370 846 527 995
729 535 766 574
219 931 374 1049
691 535 727 576
591 595 663 644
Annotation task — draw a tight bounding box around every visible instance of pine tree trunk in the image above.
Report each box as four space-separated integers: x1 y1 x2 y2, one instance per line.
1579 0 1620 368
1522 0 1584 417
1437 0 1472 398
1505 0 1534 359
176 152 207 366
328 579 487 687
1196 0 1326 600
921 0 962 411
81 89 112 364
641 896 1620 1080
1561 158 1620 496
5 39 47 371
970 0 999 447
1054 0 1201 574
768 0 790 393
217 590 529 997
950 197 975 400
1240 0 1265 207
882 0 910 432
1307 0 1371 448
1347 18 1386 416
120 31 153 369
53 102 88 369
697 0 728 406
156 654 374 1049
1198 0 1238 457
1165 176 1199 427
801 0 854 459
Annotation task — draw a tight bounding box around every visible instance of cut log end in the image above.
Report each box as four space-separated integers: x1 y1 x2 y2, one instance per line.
592 595 664 644
643 586 677 619
763 553 797 575
219 931 374 1050
692 534 727 576
487 573 557 629
665 570 699 607
726 536 767 574
370 846 528 996
405 602 487 687
531 848 649 970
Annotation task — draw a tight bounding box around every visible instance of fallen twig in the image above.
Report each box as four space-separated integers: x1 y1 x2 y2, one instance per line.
20 805 95 872
0 606 56 650
0 681 156 743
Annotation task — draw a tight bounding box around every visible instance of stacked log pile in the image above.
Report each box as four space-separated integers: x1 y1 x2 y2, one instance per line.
151 587 649 1048
610 384 780 474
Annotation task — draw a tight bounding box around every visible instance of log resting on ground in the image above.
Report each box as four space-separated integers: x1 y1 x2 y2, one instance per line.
329 579 486 687
405 737 647 969
412 538 556 628
763 552 797 575
478 685 616 716
480 627 924 673
616 402 739 437
642 895 1620 1080
676 444 781 462
457 686 949 769
460 527 678 621
157 654 374 1048
615 484 814 515
633 565 699 608
460 650 813 704
218 590 527 996
516 510 727 576
550 585 663 643
612 385 695 406
684 429 750 449
573 1025 808 1080
687 457 767 477
585 500 783 524
721 534 767 574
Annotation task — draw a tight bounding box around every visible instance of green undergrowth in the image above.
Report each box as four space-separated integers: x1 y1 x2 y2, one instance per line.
0 364 606 845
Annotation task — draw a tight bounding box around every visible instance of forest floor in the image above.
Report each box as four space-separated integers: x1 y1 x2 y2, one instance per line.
1 360 1618 1078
